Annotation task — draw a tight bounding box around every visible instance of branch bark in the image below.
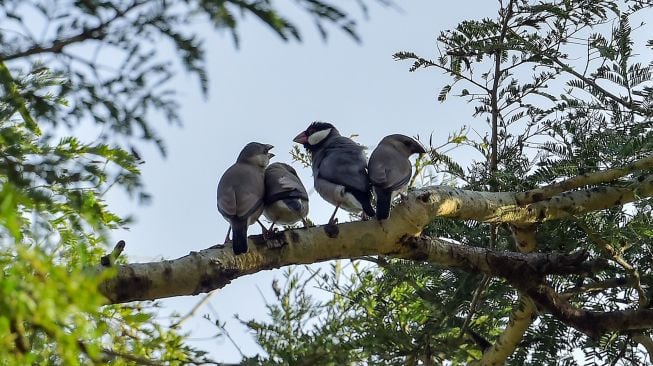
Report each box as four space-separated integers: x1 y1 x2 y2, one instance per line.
100 187 618 303
98 177 653 337
524 283 653 337
476 224 539 366
478 297 536 366
100 225 607 304
516 154 653 204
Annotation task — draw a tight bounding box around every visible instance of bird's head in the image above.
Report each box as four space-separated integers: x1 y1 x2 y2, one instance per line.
293 122 339 150
238 142 275 167
383 134 427 156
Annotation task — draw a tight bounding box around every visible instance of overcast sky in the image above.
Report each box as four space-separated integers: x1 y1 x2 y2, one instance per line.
106 1 498 362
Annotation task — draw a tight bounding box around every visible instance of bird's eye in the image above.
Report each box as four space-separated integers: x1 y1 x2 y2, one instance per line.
307 128 315 135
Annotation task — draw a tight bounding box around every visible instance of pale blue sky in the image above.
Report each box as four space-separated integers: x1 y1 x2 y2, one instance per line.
106 1 498 362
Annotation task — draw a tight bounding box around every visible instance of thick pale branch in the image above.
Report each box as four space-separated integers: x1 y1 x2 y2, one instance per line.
476 297 536 366
516 154 653 204
477 224 539 365
99 215 604 304
410 175 653 224
98 178 653 340
520 175 653 223
99 178 653 303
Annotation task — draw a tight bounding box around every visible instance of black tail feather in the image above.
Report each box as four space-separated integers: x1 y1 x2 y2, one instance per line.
231 219 248 255
375 187 392 220
351 189 375 218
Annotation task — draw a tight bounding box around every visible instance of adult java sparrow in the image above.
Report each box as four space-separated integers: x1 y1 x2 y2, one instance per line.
217 142 274 255
293 122 375 224
368 134 426 220
263 162 309 229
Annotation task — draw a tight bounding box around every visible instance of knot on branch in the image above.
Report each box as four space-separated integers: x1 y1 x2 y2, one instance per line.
399 234 430 261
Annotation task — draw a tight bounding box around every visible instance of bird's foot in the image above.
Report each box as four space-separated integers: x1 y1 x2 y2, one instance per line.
266 238 285 249
262 227 278 240
301 218 314 228
324 220 339 238
360 213 373 221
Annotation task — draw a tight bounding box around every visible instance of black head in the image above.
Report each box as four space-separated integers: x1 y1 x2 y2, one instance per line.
293 122 339 150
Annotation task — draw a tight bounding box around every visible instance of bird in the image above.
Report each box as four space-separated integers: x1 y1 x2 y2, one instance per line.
293 121 375 225
217 142 274 255
368 134 426 220
263 162 309 229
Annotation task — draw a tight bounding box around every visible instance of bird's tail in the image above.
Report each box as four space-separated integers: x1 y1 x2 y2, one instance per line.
375 187 392 220
351 189 376 218
231 219 248 255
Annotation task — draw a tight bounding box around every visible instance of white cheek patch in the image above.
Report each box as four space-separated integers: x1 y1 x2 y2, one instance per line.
307 128 331 145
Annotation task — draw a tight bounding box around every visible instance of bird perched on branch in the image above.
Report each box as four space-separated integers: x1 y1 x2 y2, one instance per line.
368 134 426 220
293 122 375 225
263 162 309 229
217 142 274 255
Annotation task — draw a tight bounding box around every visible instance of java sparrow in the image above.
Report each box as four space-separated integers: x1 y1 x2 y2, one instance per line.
368 134 426 220
293 122 375 224
217 142 274 255
263 162 309 229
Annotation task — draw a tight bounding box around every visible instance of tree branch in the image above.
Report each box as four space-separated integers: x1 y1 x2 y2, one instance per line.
476 223 540 365
476 297 536 366
515 154 653 205
98 175 653 302
99 208 608 304
0 1 147 61
524 283 653 337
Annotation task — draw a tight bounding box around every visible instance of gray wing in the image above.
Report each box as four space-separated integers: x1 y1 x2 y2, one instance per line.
315 136 369 193
217 163 265 220
368 143 411 191
264 163 309 202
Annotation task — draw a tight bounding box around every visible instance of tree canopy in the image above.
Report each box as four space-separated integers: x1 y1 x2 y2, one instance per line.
2 0 653 365
0 0 384 364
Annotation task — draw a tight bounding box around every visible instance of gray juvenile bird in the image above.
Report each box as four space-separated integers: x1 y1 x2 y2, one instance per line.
263 162 309 229
368 134 426 220
293 122 375 225
217 142 274 255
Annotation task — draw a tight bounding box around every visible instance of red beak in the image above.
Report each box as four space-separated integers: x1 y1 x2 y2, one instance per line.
293 131 308 144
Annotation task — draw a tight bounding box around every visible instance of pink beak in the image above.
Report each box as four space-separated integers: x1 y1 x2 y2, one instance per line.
293 131 308 144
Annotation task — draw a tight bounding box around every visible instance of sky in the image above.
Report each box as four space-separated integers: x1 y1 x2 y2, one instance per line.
104 1 499 362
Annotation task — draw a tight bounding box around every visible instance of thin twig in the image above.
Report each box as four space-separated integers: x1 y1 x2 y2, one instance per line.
1 1 148 61
171 290 217 329
459 275 491 339
207 302 246 359
576 220 648 307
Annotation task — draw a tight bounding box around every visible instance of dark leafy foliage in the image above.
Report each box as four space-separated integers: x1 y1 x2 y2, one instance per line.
0 0 387 154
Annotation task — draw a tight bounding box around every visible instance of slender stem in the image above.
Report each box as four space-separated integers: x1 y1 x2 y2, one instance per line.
1 1 148 61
